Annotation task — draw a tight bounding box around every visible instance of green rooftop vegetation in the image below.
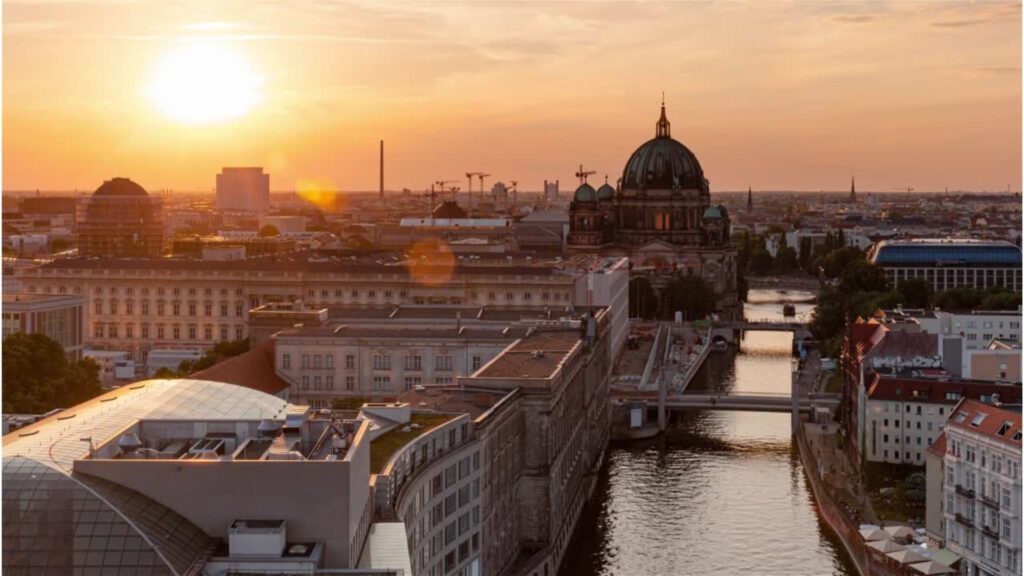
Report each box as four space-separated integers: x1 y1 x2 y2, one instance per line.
370 413 454 474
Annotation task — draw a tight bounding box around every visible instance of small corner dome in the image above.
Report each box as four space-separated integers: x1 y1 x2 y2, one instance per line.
596 183 615 201
573 183 597 203
703 206 722 219
94 177 148 197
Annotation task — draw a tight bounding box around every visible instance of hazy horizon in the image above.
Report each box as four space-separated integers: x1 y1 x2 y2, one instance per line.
4 1 1021 193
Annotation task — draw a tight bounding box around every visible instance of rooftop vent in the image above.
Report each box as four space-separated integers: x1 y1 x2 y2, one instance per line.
117 432 142 454
531 350 545 359
258 419 281 438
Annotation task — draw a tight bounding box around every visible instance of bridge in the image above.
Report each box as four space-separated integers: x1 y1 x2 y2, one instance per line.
711 319 813 345
614 391 840 414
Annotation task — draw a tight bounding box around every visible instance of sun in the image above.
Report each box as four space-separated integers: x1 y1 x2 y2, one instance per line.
148 42 264 124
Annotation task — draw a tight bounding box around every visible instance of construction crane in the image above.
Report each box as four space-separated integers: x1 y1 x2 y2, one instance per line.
475 173 491 207
465 172 482 211
434 180 460 204
575 164 596 184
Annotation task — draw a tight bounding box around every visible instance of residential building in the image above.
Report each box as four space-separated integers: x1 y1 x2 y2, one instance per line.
925 433 948 544
868 239 1022 292
77 178 164 257
941 399 1022 576
862 374 1021 466
216 167 270 213
1 292 85 361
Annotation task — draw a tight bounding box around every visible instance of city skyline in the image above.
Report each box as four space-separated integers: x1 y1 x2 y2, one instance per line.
4 1 1021 193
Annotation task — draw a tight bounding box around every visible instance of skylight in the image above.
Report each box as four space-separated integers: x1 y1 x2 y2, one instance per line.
954 411 968 424
970 412 988 427
997 421 1013 436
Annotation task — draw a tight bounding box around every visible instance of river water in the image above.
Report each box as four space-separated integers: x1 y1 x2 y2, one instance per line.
560 290 857 576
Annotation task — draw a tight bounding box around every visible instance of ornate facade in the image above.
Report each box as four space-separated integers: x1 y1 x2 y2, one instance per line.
568 104 740 318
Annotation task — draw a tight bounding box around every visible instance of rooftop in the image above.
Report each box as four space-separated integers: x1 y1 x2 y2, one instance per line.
866 374 1022 404
190 341 291 396
475 330 582 380
870 239 1021 266
947 398 1022 446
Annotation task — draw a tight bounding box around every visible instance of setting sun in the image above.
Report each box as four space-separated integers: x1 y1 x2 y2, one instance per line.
147 42 263 125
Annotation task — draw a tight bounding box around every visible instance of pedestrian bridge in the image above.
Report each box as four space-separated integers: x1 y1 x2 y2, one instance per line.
662 392 839 413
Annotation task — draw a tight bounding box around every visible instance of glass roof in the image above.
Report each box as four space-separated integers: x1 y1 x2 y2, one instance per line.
872 243 1022 266
3 379 290 470
2 456 211 576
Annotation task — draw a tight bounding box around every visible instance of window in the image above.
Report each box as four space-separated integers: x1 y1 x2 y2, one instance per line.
220 304 228 316
141 302 149 315
94 301 103 315
346 355 355 369
436 355 453 371
235 304 243 317
505 291 513 301
373 376 391 390
188 326 196 339
406 355 422 371
435 377 453 385
235 326 243 340
141 324 149 339
1002 487 1011 509
94 324 104 338
157 325 165 339
203 326 212 340
282 354 291 369
314 354 322 368
188 288 196 296
173 304 181 316
173 326 181 339
325 375 334 389
302 354 309 368
405 376 421 390
158 303 166 316
204 304 212 316
188 303 196 316
346 376 355 390
325 354 334 368
1003 517 1012 538
472 356 482 371
126 302 134 315
373 355 391 370
220 326 228 341
313 376 322 390
302 376 310 390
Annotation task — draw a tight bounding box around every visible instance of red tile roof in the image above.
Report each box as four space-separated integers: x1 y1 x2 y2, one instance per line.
865 330 938 360
866 373 1022 405
190 341 290 396
850 320 888 357
946 398 1022 447
926 432 947 457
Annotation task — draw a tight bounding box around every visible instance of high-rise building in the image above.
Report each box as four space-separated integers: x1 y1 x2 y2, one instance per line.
76 178 164 257
216 167 270 213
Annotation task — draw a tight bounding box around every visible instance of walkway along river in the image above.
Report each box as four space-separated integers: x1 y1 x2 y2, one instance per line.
559 290 858 576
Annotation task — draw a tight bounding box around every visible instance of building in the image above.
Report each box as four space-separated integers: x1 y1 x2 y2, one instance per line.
515 211 569 252
567 104 739 318
171 234 299 257
1 292 85 361
259 215 306 235
940 399 1022 576
917 308 1022 380
925 433 948 543
16 253 629 364
216 167 270 213
76 178 164 257
373 307 612 576
862 374 1021 465
868 239 1022 293
1 379 377 573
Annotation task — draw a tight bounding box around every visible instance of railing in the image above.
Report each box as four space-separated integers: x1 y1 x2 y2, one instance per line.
955 484 976 499
954 513 975 526
982 525 1000 539
980 492 999 509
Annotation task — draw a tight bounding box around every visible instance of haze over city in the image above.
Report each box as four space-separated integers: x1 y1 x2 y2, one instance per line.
3 0 1021 193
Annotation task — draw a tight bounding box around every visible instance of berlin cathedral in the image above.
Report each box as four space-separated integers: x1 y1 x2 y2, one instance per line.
567 104 740 319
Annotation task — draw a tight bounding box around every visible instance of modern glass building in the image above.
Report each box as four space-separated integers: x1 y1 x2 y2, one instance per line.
869 239 1022 293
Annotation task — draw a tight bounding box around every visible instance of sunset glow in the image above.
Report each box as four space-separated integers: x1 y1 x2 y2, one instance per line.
147 42 263 125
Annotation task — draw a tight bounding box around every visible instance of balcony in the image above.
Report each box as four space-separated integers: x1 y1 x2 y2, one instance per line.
982 525 1000 539
955 484 976 499
980 492 999 509
954 513 975 527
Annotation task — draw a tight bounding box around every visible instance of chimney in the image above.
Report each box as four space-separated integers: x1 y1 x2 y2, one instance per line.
379 140 384 200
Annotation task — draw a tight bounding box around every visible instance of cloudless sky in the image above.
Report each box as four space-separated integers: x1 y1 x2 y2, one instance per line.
3 1 1021 193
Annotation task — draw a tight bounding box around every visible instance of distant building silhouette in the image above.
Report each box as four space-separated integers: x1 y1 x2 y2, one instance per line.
77 178 164 257
432 200 468 219
747 185 753 213
216 167 270 213
850 175 856 203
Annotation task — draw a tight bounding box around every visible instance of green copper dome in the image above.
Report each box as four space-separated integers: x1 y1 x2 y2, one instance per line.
596 183 615 201
573 183 597 203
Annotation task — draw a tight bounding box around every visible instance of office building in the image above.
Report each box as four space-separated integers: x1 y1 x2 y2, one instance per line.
868 239 1022 292
216 167 270 213
1 292 85 361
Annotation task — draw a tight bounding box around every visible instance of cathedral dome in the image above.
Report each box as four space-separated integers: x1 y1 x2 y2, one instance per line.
596 182 615 201
573 182 597 203
620 105 706 193
94 177 148 197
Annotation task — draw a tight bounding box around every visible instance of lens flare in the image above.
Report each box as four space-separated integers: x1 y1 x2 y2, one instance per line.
407 239 456 287
148 42 263 124
296 178 343 212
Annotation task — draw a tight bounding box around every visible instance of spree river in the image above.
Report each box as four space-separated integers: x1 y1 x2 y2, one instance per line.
560 290 857 576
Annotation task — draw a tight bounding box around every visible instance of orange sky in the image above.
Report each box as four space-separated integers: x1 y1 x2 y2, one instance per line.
3 1 1021 193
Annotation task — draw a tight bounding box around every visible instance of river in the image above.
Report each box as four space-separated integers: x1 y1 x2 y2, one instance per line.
560 289 857 576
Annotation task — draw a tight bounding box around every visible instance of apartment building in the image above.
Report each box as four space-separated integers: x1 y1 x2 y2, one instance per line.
862 374 1021 466
941 399 1022 576
16 253 628 363
1 292 85 361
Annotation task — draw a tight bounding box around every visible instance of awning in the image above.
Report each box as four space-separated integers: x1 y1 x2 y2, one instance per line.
859 527 893 542
886 548 930 564
884 525 917 540
867 540 905 553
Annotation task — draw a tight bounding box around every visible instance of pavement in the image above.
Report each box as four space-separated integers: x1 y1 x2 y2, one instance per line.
804 421 880 526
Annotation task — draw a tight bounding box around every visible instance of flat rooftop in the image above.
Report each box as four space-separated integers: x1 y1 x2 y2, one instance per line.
475 330 582 380
397 387 515 419
275 323 532 341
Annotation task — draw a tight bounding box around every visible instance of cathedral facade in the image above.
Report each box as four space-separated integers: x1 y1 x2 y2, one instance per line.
567 105 740 318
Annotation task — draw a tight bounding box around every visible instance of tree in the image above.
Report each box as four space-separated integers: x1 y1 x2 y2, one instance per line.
932 288 985 311
774 246 798 272
171 339 251 377
662 275 716 320
258 224 280 237
2 333 103 413
838 260 889 294
628 277 658 319
979 290 1021 310
750 245 774 276
814 246 865 279
897 278 932 308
